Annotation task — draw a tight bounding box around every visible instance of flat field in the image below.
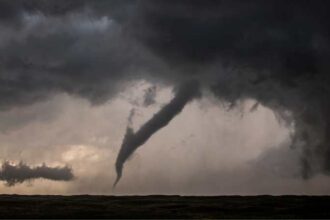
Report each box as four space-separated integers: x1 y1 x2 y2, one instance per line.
0 195 329 218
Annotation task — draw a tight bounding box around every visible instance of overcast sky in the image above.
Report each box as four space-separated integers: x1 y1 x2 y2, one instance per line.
0 0 330 195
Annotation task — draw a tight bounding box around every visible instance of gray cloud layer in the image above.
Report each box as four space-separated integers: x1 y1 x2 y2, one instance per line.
0 0 330 181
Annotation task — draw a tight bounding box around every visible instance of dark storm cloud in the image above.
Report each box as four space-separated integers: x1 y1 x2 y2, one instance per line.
127 0 330 178
1 0 330 179
0 0 86 26
0 161 74 186
134 1 330 66
0 2 157 111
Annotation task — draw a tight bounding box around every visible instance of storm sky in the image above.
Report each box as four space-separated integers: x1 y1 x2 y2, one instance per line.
0 0 330 195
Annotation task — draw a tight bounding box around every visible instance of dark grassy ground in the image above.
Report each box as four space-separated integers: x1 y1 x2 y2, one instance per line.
0 195 329 218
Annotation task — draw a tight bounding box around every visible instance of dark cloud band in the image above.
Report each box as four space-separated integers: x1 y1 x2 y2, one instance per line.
0 161 74 186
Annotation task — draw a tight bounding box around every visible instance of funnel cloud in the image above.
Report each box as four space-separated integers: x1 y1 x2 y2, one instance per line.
114 81 200 186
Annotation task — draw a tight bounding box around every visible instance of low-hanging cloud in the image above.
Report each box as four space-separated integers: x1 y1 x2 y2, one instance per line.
0 161 74 186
